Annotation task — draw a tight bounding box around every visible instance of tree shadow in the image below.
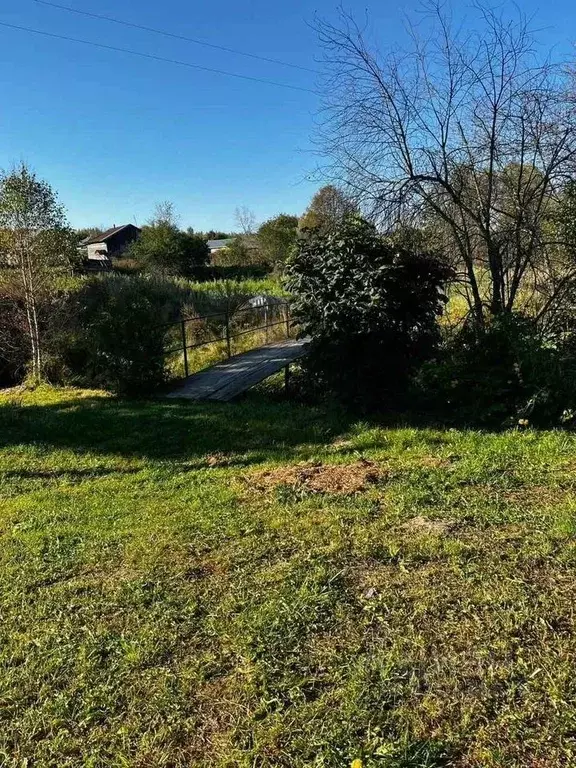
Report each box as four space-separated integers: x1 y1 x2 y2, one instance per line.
0 393 355 465
1 467 144 480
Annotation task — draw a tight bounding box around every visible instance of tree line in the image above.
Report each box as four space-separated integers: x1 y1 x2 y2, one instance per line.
6 0 576 426
283 1 576 427
123 185 356 275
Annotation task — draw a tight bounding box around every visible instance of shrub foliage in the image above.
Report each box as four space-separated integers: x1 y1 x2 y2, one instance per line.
286 215 452 408
417 313 576 427
62 276 184 395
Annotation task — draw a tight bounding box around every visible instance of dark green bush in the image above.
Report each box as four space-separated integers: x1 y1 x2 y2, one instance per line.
286 215 452 409
1 285 75 388
416 313 576 427
0 297 27 387
188 265 271 281
61 276 185 395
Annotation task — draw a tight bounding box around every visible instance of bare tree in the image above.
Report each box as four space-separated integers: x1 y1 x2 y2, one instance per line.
316 3 576 326
151 200 179 227
234 206 257 235
0 164 74 382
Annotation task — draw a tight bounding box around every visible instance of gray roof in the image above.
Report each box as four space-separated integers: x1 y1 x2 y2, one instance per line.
207 238 233 250
82 224 140 246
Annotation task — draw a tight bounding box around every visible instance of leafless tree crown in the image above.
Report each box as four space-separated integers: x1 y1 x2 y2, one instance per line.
317 2 576 323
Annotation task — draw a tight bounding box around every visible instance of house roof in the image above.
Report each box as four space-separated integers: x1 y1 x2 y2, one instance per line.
207 238 233 250
82 224 141 246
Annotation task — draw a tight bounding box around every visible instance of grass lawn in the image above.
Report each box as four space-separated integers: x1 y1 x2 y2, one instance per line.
2 387 576 766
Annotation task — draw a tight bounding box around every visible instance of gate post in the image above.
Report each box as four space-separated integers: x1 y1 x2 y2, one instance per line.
181 319 189 378
225 310 232 358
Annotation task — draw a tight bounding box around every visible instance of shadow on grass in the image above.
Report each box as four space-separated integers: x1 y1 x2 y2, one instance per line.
0 392 355 464
0 467 144 480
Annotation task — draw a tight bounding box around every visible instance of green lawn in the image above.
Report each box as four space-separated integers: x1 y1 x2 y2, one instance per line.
2 387 576 767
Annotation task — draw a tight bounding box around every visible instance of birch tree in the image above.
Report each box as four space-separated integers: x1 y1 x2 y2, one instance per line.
0 165 73 382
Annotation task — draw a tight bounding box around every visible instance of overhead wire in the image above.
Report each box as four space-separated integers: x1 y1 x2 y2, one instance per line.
32 0 319 74
0 20 320 95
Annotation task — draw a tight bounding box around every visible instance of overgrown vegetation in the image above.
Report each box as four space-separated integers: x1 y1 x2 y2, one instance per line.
44 275 288 394
4 386 576 766
317 4 576 326
414 313 576 427
0 165 77 384
58 276 185 395
287 215 452 409
127 202 209 277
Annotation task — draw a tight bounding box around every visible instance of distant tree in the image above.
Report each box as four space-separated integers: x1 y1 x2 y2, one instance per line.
0 164 75 383
75 227 103 244
203 230 233 241
211 235 262 267
129 202 209 277
154 201 178 227
257 213 299 266
235 206 257 235
299 185 356 232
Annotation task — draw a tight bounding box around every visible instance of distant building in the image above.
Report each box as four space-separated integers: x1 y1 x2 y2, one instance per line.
207 238 234 256
81 224 141 268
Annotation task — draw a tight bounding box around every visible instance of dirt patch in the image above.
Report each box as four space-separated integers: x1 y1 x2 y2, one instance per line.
203 453 234 468
503 485 574 507
399 515 458 536
252 459 385 495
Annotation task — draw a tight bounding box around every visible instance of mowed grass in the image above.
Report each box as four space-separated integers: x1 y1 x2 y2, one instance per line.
2 388 576 766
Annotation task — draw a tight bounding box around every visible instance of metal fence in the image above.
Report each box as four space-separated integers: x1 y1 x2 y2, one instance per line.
164 300 292 378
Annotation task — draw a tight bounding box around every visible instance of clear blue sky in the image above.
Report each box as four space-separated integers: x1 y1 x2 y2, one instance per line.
1 0 574 231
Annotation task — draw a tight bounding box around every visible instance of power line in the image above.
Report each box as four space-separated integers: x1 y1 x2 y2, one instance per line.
33 0 319 75
0 21 320 95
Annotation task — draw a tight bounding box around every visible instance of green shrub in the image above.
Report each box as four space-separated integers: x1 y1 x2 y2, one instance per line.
61 276 185 395
415 313 576 427
0 296 27 387
129 223 209 277
187 265 272 281
286 215 452 409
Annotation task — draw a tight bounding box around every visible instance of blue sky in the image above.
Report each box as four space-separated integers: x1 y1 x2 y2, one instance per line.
1 0 574 231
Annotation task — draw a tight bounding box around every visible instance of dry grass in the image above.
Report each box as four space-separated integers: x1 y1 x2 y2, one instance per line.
251 459 385 495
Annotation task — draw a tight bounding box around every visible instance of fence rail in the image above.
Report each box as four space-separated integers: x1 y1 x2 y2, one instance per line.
163 300 292 378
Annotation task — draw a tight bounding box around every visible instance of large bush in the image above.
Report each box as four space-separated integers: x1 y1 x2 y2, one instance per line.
61 276 185 395
416 313 576 427
129 218 209 278
286 215 452 408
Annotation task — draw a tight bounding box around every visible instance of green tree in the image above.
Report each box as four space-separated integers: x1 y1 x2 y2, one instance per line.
286 214 452 408
200 230 233 240
76 227 103 244
129 203 209 277
299 185 356 233
0 164 75 383
257 213 299 266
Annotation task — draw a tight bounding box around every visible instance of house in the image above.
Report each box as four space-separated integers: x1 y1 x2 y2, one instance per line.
207 238 234 256
81 224 141 267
